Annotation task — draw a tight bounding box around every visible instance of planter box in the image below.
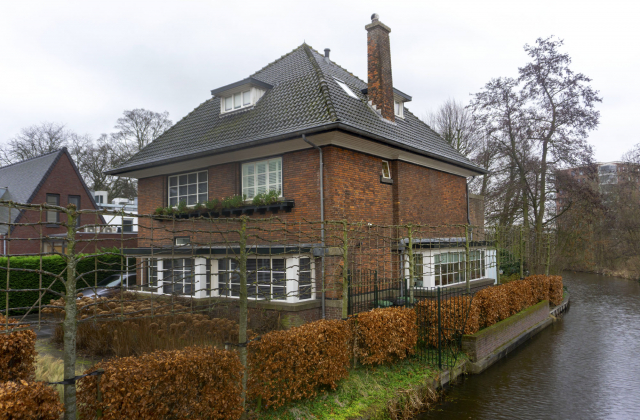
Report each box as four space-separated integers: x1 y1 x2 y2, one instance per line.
462 300 550 363
153 200 295 220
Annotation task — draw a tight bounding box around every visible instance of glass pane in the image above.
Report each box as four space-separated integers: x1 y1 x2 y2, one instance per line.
179 186 187 196
198 194 207 203
169 187 178 197
243 91 251 106
169 197 177 206
258 285 271 299
258 271 270 284
188 184 197 195
198 183 207 193
300 258 311 271
272 287 286 300
187 195 197 205
198 171 207 182
272 259 285 271
225 97 232 111
179 175 187 185
257 163 266 174
234 93 241 108
169 177 178 187
188 173 197 184
47 195 58 205
257 173 266 186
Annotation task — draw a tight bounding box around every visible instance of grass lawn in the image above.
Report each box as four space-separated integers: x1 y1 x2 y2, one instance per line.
254 358 440 420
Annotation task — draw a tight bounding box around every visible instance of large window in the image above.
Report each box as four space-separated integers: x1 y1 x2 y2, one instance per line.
242 158 282 199
46 194 60 223
143 258 158 289
298 257 313 299
168 171 207 206
162 259 194 295
219 258 240 297
248 258 286 300
412 254 424 287
434 251 486 286
221 88 265 113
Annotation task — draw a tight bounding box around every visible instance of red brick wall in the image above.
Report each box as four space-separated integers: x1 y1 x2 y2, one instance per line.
3 152 136 255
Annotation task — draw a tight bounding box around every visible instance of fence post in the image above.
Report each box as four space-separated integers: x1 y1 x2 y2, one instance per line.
465 225 471 293
341 221 349 320
373 270 378 308
407 225 414 306
238 217 248 414
4 202 10 323
520 225 525 280
437 286 442 370
63 205 78 420
495 227 501 284
95 368 105 419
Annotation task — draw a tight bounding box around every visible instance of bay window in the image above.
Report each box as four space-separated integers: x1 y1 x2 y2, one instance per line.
163 258 195 295
242 158 282 199
168 171 207 206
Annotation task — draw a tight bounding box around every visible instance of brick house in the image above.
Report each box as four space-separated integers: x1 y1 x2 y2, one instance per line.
108 15 492 322
0 148 137 256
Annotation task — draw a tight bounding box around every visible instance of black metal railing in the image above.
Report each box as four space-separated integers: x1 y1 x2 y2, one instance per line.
347 269 408 316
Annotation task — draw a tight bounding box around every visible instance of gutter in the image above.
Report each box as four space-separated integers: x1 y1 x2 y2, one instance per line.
107 122 487 177
302 134 326 319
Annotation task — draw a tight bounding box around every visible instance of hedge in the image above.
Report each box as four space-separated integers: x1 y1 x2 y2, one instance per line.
0 316 37 382
0 380 63 419
0 253 123 314
351 307 417 365
248 319 350 409
78 346 243 420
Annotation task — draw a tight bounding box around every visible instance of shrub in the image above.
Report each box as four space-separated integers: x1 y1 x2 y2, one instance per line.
548 275 564 305
525 275 550 302
248 319 350 409
0 380 63 419
78 346 243 420
352 307 417 365
0 253 121 314
415 296 479 346
0 316 36 382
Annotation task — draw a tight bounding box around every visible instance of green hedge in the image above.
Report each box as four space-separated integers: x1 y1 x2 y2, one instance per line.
0 254 124 315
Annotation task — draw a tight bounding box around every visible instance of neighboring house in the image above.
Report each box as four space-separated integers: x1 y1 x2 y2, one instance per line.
0 148 137 255
108 16 491 320
91 192 138 234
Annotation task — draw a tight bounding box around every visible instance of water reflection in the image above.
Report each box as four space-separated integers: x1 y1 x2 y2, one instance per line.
418 272 640 420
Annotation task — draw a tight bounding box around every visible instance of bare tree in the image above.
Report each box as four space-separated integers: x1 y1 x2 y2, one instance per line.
111 109 173 157
1 122 74 165
424 98 479 157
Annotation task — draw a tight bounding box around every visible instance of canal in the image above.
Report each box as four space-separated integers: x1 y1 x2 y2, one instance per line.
419 272 640 419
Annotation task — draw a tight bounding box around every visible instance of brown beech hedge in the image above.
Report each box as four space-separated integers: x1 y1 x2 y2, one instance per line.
0 317 36 382
415 296 480 346
0 380 63 420
248 319 350 409
352 307 417 365
78 346 243 420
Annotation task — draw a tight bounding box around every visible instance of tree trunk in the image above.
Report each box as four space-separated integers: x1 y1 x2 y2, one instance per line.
63 209 78 420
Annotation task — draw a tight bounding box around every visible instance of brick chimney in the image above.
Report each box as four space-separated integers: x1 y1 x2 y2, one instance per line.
366 13 394 122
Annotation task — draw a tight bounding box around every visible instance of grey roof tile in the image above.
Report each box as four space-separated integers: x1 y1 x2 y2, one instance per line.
110 44 482 174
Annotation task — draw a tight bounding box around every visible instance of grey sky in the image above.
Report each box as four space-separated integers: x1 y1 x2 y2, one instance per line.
1 0 637 163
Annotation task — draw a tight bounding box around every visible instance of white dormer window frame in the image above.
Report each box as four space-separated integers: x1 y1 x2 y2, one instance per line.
394 101 404 118
221 87 265 114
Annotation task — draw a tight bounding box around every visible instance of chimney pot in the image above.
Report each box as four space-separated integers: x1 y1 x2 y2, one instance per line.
371 13 379 22
324 48 330 58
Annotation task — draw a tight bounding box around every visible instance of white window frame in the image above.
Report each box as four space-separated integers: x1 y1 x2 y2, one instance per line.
406 248 492 288
242 158 283 199
168 170 208 207
162 258 195 295
394 101 404 118
333 78 359 99
381 160 391 179
221 87 265 114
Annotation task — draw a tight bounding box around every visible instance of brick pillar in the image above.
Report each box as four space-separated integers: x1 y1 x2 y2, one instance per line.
366 14 394 122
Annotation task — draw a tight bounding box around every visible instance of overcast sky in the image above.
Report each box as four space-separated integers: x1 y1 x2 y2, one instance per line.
1 0 638 162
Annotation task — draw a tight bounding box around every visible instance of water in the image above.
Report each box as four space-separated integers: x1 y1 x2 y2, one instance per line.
419 272 640 420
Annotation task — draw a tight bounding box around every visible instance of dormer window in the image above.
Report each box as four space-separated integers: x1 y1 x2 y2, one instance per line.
394 101 404 118
211 77 273 115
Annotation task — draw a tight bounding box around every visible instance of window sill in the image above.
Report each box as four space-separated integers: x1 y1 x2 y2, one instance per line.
380 176 393 185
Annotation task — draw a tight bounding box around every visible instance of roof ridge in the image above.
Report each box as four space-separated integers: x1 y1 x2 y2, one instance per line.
307 46 369 87
250 44 307 79
0 148 64 171
302 44 338 122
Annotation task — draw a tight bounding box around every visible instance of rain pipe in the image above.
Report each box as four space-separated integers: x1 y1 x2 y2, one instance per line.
302 134 325 319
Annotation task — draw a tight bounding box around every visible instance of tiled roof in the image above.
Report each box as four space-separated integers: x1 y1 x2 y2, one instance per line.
110 44 483 175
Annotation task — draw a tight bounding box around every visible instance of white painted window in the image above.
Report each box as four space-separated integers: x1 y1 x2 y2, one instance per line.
434 250 486 286
381 161 391 179
394 101 404 118
242 158 282 199
168 170 208 207
334 78 359 99
221 88 264 113
163 258 195 295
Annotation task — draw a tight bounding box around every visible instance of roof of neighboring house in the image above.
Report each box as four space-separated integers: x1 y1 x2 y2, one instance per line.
0 149 102 234
109 44 485 175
